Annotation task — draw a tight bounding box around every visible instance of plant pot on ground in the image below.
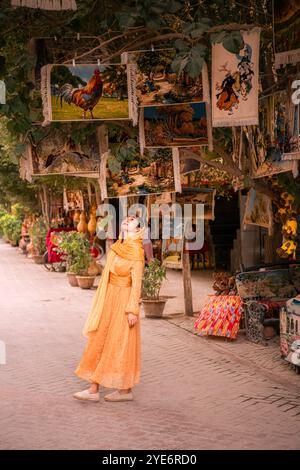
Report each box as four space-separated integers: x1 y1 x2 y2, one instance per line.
31 217 48 262
32 254 44 264
57 232 95 289
142 259 167 318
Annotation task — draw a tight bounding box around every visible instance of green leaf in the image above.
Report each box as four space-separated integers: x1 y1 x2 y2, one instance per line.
210 30 227 44
186 54 204 78
174 39 190 52
171 54 189 76
222 31 244 54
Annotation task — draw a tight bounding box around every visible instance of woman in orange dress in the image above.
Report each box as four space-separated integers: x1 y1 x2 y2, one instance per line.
73 216 144 402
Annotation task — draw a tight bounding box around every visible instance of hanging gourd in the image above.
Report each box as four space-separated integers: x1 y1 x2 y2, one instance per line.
73 210 80 224
87 210 97 235
77 212 88 233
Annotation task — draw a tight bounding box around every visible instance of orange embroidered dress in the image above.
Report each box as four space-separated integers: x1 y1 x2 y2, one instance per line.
75 234 144 389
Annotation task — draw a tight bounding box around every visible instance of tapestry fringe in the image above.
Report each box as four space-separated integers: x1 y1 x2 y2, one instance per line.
213 117 259 127
19 144 33 183
292 161 299 178
172 147 182 194
275 48 300 69
99 150 109 201
11 0 77 9
138 108 145 156
40 64 51 126
127 63 138 126
283 152 300 161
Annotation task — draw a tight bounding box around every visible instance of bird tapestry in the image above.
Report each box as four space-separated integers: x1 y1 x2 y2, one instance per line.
41 64 130 124
212 28 260 127
103 148 176 199
27 126 100 177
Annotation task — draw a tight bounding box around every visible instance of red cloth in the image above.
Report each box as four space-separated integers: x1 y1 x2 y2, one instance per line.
194 295 243 339
46 228 75 263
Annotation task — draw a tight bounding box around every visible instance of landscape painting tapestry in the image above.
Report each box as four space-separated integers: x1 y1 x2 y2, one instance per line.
125 49 209 107
243 189 273 234
30 126 100 176
105 149 176 198
212 28 260 127
176 188 216 220
141 102 209 148
41 64 129 122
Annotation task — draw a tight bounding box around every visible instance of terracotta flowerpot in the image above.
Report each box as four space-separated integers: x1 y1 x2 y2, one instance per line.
142 298 167 318
66 272 79 287
32 254 44 264
76 275 95 289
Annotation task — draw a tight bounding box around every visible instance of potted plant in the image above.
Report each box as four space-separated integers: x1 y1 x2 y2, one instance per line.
142 259 168 318
31 217 48 264
57 232 96 289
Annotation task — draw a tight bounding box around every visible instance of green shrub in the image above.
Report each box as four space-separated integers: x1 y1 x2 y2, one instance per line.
142 258 166 300
57 231 92 275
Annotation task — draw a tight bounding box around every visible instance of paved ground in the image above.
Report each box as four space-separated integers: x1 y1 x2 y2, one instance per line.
0 240 299 450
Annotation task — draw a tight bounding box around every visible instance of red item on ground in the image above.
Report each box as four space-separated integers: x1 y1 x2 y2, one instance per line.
46 227 75 263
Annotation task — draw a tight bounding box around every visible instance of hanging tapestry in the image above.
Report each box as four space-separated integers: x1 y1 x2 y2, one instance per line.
245 96 299 178
212 28 261 127
29 126 100 177
123 49 210 107
41 64 130 124
104 148 177 198
179 153 201 175
243 189 273 235
194 295 243 339
63 189 84 212
11 0 77 9
140 102 209 149
176 188 216 221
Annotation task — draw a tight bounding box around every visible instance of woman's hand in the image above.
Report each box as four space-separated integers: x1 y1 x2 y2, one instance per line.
127 313 138 327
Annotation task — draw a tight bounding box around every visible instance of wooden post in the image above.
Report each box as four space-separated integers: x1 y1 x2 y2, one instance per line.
97 124 109 201
182 243 193 316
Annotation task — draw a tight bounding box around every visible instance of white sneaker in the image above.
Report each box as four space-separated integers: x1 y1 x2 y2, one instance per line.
73 389 100 402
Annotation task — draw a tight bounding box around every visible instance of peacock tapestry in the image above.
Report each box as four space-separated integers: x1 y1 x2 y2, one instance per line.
41 64 130 123
212 28 260 127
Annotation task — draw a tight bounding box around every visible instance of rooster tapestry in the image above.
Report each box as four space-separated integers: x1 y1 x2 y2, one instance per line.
41 64 129 123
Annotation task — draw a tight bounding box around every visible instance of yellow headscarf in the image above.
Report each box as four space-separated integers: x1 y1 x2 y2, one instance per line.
110 228 145 261
82 228 144 336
